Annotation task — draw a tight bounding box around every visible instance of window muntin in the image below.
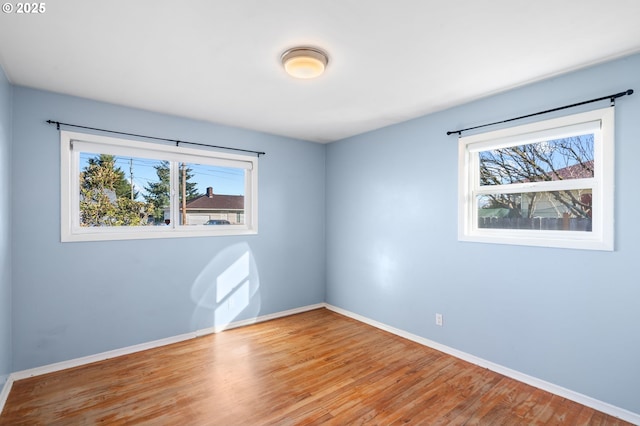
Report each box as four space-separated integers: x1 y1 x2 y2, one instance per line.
62 131 258 241
458 107 613 250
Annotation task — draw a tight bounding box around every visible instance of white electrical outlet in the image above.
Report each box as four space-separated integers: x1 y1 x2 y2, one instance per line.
435 313 443 326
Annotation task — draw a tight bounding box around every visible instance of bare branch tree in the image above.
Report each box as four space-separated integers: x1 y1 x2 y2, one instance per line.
479 134 594 222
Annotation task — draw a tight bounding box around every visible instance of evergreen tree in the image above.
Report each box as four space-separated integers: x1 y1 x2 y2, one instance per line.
79 154 150 226
180 162 201 202
144 161 200 223
144 161 171 223
82 154 137 199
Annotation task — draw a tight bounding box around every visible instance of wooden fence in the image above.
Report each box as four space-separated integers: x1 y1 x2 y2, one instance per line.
478 217 592 231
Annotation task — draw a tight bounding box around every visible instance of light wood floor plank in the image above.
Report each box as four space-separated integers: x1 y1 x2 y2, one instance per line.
0 309 633 425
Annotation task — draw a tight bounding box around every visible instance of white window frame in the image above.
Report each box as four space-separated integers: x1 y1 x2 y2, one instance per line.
458 107 614 251
61 130 258 242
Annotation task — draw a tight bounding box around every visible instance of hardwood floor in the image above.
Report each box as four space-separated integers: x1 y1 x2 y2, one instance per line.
0 308 633 425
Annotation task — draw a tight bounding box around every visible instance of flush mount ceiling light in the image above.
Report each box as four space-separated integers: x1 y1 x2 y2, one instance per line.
281 47 329 79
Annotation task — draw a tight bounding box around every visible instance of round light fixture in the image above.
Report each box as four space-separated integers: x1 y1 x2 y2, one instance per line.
281 47 329 79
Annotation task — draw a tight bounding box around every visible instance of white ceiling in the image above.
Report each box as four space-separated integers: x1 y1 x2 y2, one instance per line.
1 1 639 143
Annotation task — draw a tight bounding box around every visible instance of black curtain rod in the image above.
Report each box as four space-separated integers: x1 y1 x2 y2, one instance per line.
446 89 634 136
46 120 266 157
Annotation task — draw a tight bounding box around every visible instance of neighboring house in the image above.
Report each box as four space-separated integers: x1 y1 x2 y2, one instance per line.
550 160 594 180
165 187 244 225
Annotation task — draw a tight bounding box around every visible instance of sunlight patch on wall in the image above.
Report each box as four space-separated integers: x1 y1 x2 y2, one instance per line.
216 252 250 303
216 279 251 326
190 242 261 332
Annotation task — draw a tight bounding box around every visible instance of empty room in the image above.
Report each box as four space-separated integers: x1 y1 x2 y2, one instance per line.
1 1 639 424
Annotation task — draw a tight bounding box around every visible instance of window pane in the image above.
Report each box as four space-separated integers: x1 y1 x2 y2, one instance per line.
65 131 259 241
178 162 246 226
479 134 594 186
79 152 163 227
477 189 593 231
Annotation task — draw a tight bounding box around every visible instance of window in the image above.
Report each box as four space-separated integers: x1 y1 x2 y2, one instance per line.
458 107 613 250
61 130 258 242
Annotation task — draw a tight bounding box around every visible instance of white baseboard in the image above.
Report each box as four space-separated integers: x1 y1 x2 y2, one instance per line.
0 374 10 414
196 303 326 335
325 303 640 425
0 303 324 415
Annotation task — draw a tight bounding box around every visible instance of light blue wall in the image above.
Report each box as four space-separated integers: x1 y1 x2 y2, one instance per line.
0 67 12 385
6 52 639 415
326 53 640 414
11 87 326 370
